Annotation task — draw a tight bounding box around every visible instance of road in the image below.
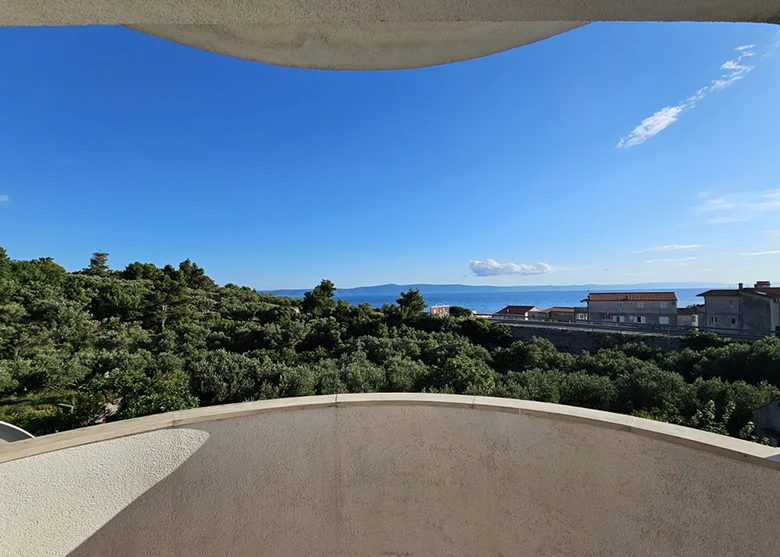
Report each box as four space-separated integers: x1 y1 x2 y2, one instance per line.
482 316 764 341
484 317 684 337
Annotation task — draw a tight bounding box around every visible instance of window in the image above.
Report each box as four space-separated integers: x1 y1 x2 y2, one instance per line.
637 316 644 324
660 302 668 309
636 302 644 309
731 318 736 325
615 302 623 310
729 300 736 309
659 316 669 325
710 316 718 324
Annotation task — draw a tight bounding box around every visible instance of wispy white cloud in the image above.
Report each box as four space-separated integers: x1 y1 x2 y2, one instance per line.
698 196 737 212
747 190 780 212
765 230 780 238
617 44 760 148
761 32 780 59
634 244 702 253
0 194 8 203
469 259 554 277
644 257 698 264
735 250 780 257
696 190 780 224
710 53 755 92
708 216 751 224
617 106 685 148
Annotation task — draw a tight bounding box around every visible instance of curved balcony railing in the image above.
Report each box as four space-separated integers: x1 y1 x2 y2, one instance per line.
1 394 779 556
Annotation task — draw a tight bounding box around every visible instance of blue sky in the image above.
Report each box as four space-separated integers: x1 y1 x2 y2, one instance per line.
1 22 779 289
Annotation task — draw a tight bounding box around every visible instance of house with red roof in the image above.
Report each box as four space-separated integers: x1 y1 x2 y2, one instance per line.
697 282 780 335
538 307 576 322
581 292 678 326
492 305 541 321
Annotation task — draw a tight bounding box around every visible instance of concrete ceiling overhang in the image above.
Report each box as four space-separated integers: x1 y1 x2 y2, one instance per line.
2 1 779 69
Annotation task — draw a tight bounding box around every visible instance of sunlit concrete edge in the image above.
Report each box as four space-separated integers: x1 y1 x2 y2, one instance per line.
1 393 778 468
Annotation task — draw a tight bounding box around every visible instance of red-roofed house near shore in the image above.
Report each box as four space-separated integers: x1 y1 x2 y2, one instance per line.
539 307 576 322
698 282 780 335
492 305 541 321
581 292 678 326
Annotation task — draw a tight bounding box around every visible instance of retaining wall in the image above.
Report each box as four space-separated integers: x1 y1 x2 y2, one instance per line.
508 324 686 353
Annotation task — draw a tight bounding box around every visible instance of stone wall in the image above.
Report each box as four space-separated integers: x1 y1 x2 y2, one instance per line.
508 324 685 354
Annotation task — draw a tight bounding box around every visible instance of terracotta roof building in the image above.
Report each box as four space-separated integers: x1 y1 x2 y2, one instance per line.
582 292 677 303
492 305 540 320
581 292 678 326
537 307 576 322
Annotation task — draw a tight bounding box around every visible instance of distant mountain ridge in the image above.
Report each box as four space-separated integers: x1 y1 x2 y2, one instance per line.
266 282 726 297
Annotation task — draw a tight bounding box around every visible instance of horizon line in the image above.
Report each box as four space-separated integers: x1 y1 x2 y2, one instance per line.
263 280 730 292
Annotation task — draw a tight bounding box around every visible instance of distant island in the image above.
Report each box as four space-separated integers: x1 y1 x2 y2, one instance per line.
267 282 726 298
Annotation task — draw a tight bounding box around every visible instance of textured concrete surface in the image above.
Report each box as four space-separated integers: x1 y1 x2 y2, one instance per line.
0 428 210 557
129 22 585 70
4 0 780 24
2 1 779 69
1 394 779 556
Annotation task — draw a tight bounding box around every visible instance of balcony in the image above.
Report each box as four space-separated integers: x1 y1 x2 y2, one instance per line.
1 394 779 556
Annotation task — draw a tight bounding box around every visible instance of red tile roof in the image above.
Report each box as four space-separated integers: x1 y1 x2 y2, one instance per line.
583 292 677 302
698 288 780 298
493 305 537 315
542 307 575 313
697 289 738 297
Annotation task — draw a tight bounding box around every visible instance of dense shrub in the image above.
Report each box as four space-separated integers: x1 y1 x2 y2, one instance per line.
1 248 777 444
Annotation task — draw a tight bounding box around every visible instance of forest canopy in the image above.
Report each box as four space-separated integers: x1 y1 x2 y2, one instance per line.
1 248 778 442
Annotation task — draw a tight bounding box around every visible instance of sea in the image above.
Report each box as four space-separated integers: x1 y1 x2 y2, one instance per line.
329 288 705 315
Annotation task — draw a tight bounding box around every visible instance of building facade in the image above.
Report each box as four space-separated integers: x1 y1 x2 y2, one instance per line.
541 307 576 322
698 282 780 335
492 305 541 321
677 306 700 329
429 304 450 316
582 292 678 326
